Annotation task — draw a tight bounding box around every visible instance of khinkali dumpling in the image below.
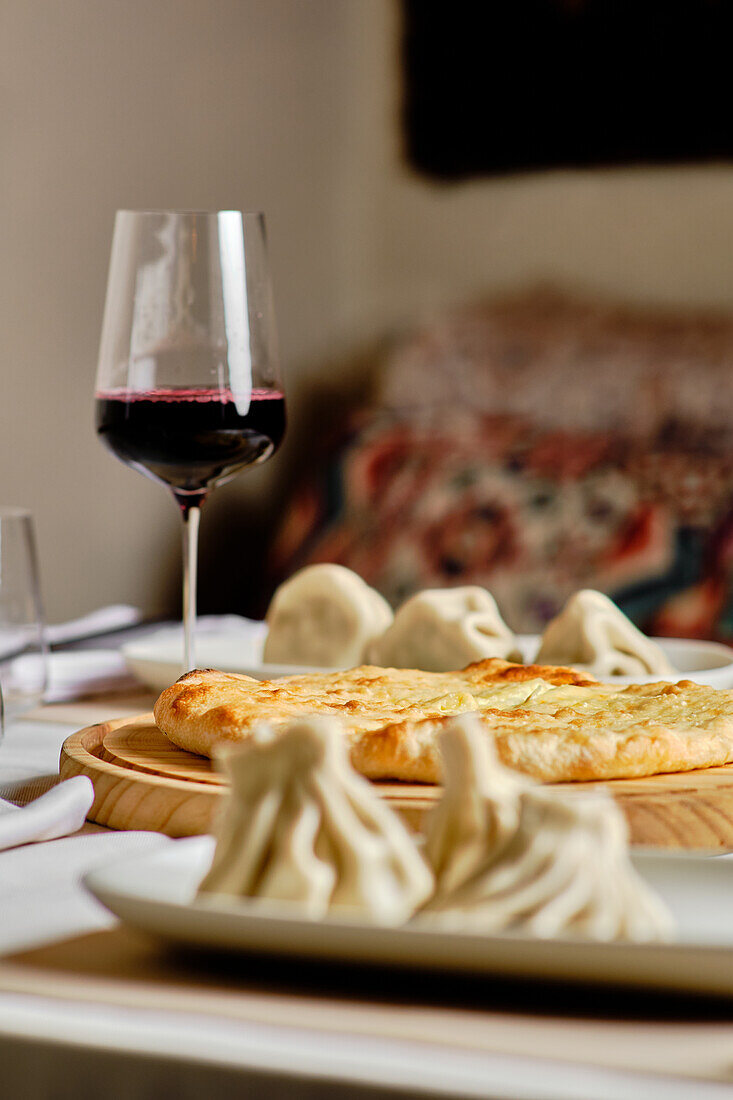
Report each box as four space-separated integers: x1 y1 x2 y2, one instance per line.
264 564 393 667
366 587 521 672
424 714 525 900
420 716 673 941
536 590 676 678
199 716 433 924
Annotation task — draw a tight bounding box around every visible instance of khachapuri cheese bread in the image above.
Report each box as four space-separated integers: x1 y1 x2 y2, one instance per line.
263 564 393 668
154 659 733 784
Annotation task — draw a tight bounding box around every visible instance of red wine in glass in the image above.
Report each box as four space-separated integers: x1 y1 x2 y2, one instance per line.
95 387 286 511
94 210 285 671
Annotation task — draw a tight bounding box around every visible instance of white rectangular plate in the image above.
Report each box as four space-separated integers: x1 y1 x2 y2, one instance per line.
85 838 733 997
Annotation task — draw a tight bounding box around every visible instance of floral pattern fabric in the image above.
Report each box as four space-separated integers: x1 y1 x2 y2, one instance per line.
272 408 733 640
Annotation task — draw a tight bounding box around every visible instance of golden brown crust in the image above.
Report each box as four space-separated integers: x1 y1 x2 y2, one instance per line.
153 663 733 784
350 680 733 783
461 660 598 686
154 660 598 758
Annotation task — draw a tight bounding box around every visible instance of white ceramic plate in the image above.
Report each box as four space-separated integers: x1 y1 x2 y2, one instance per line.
123 647 335 693
85 836 733 997
124 628 733 692
515 635 733 689
121 623 341 692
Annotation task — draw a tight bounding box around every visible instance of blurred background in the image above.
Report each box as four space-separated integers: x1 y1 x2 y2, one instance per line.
3 0 733 638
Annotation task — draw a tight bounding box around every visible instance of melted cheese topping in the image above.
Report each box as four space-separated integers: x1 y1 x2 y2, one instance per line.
155 660 603 759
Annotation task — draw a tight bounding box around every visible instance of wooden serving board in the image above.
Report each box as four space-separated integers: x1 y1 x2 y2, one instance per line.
60 714 733 848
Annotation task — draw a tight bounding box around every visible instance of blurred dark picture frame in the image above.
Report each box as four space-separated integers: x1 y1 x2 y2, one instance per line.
402 0 733 179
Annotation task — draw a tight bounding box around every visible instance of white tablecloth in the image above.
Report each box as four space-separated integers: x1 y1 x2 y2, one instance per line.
0 714 170 954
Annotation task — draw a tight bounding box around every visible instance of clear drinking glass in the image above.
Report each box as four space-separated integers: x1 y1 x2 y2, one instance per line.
94 211 285 671
0 508 48 719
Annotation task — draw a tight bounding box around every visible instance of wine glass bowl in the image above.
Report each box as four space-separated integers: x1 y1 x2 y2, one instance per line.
95 386 286 505
95 211 285 670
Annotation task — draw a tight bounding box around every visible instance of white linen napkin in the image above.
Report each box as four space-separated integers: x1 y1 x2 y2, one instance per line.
0 776 94 851
0 829 171 954
46 604 144 646
41 650 141 702
131 615 267 659
0 718 173 955
6 605 146 705
33 611 266 702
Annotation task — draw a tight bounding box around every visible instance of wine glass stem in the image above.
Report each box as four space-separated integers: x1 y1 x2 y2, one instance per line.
181 504 201 671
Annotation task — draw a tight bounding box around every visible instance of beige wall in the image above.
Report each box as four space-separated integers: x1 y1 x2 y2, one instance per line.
4 0 733 620
2 0 359 620
348 3 733 330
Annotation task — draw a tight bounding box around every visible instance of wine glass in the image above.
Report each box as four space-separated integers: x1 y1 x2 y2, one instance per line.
0 508 48 719
95 211 285 671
